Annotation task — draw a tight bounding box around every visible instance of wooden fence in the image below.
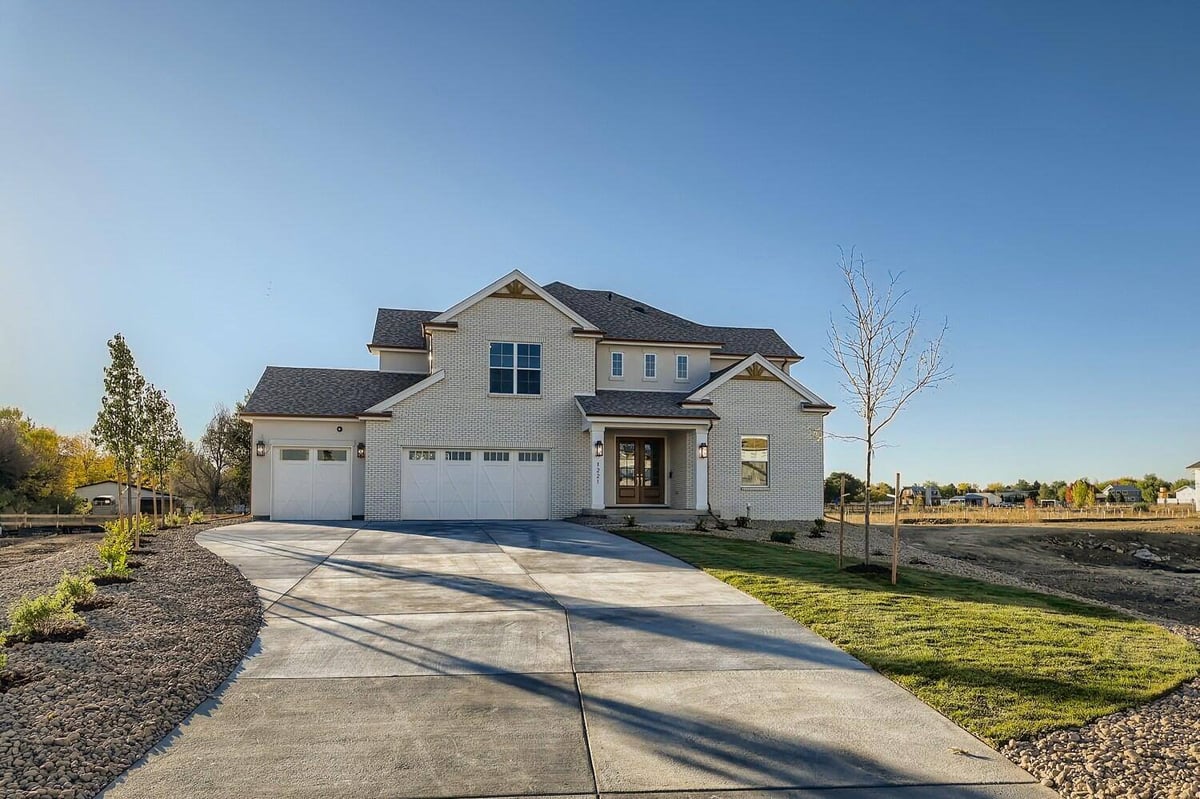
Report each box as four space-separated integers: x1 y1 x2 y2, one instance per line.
0 512 248 534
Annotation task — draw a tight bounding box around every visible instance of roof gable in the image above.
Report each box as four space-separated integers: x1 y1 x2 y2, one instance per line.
371 309 439 349
431 270 597 330
687 353 832 411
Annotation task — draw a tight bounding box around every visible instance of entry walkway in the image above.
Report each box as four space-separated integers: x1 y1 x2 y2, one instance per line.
103 521 1055 798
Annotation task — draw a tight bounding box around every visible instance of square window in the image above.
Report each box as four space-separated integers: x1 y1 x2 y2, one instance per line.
490 368 514 394
489 342 514 368
611 352 624 378
644 353 657 379
489 342 541 394
740 436 769 487
676 354 689 380
516 369 541 395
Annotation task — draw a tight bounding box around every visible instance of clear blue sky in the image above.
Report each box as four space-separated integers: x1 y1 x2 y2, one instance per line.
2 1 1197 486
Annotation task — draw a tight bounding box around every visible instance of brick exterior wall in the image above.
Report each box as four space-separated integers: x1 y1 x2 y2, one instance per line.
705 379 825 521
365 296 595 520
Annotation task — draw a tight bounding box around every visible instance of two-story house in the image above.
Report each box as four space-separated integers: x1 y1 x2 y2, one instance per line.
242 270 832 522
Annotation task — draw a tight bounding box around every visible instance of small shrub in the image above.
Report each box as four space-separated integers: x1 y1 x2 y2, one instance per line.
812 517 827 532
162 512 185 528
715 519 730 530
0 651 6 672
623 514 637 527
734 516 751 528
98 521 133 576
54 572 98 610
693 518 708 532
770 530 796 544
187 510 206 524
1133 502 1150 513
5 594 85 643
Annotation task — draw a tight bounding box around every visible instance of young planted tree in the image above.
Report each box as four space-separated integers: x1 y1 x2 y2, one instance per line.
827 248 951 568
92 334 147 529
175 404 245 512
141 384 185 524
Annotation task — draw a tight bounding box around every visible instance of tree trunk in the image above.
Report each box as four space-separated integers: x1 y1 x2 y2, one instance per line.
864 439 872 567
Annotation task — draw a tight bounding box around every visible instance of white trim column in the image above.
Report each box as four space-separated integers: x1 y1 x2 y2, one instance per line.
590 424 606 510
695 428 708 511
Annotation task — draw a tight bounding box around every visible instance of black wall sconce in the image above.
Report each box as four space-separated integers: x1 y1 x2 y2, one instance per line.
594 440 604 458
698 442 709 459
356 442 366 459
255 440 266 457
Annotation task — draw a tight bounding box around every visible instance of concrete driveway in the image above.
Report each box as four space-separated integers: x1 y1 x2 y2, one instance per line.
104 521 1055 798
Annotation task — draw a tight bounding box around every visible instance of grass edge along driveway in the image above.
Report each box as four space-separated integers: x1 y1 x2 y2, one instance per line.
623 531 1200 745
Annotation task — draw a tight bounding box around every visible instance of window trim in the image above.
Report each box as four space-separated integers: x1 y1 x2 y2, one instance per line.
643 353 657 380
675 354 689 382
488 341 542 396
739 435 770 489
611 351 624 380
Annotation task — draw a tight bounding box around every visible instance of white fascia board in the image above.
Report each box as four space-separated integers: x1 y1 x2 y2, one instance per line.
241 414 361 422
362 370 446 414
430 269 597 330
599 339 719 350
687 353 833 407
367 344 427 355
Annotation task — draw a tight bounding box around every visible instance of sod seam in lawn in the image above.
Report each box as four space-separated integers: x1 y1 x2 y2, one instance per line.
624 531 1200 745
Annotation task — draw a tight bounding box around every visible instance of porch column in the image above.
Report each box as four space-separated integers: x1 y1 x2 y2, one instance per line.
590 424 606 510
695 428 709 511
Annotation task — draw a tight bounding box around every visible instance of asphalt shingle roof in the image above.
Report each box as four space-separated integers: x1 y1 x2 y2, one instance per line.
366 285 799 358
544 282 798 358
371 309 440 349
577 390 718 419
244 367 425 417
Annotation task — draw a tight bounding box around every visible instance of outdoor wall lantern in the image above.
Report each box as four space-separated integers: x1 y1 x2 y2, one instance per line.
698 442 708 459
356 442 366 459
255 440 266 457
594 440 604 458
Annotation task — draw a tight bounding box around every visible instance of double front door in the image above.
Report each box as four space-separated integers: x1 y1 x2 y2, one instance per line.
616 437 664 505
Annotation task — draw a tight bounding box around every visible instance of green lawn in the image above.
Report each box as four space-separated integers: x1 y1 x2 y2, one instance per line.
624 531 1200 744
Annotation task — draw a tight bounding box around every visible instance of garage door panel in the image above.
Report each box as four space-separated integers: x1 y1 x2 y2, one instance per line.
272 447 351 522
478 453 515 519
402 451 439 520
515 453 549 519
439 453 477 519
312 449 351 520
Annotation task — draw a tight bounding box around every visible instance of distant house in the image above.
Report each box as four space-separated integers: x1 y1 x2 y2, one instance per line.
960 492 1002 507
1100 484 1142 504
1168 485 1197 506
74 481 173 515
900 484 941 507
1188 461 1200 509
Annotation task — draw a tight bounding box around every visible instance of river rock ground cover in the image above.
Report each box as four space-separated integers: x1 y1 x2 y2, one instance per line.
0 520 261 799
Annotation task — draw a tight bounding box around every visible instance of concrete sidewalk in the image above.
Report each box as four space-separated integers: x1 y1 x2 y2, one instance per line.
102 520 1056 798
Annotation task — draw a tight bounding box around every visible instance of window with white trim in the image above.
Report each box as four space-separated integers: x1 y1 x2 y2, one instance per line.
611 352 624 378
489 342 541 395
446 451 472 461
676 354 689 381
644 353 657 379
408 450 435 461
280 449 308 461
483 451 510 462
740 436 769 487
518 452 545 462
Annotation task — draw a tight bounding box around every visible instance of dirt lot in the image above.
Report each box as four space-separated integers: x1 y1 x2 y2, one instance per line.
900 521 1200 624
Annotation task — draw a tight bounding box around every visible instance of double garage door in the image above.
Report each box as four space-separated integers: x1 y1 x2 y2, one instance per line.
272 447 352 521
401 449 549 520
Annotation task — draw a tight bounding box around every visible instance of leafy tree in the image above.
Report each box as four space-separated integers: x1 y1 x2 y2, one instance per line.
61 434 117 489
141 384 185 521
985 482 1006 492
1136 473 1169 504
956 482 976 495
827 248 950 569
1069 479 1095 509
91 334 147 525
0 409 75 512
1037 483 1057 501
938 483 958 499
1171 477 1195 491
824 472 865 503
175 404 249 511
869 482 893 502
1014 479 1033 492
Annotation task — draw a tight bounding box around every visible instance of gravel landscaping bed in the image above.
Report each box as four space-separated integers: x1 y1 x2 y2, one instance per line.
603 519 1200 799
0 520 262 799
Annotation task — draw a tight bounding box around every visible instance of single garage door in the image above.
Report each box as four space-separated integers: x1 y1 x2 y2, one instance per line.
401 449 549 520
272 447 352 521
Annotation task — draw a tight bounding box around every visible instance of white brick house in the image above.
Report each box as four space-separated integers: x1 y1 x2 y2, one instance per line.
241 270 833 522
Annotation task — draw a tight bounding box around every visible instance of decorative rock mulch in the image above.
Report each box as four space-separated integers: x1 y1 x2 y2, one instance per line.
603 519 1200 799
0 521 262 799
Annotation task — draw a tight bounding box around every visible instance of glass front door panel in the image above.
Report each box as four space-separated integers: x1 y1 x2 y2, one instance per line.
615 437 665 505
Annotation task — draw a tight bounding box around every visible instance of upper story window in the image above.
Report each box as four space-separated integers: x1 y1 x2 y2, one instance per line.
489 342 541 395
644 353 657 379
676 354 689 381
611 352 624 378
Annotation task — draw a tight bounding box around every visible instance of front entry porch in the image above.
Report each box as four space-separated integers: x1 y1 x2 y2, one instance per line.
581 419 710 513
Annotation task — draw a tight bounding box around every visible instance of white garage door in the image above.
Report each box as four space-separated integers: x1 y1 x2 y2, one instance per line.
401 449 548 520
272 447 352 521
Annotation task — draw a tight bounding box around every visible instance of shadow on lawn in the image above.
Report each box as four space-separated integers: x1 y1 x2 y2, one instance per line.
624 530 1133 621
